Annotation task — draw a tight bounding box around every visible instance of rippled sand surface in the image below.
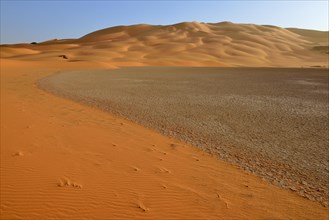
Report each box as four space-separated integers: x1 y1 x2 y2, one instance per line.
39 67 329 205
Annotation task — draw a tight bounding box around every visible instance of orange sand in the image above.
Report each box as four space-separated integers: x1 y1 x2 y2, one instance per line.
1 58 328 219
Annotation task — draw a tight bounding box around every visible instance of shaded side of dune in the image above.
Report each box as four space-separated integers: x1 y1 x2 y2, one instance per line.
38 67 329 206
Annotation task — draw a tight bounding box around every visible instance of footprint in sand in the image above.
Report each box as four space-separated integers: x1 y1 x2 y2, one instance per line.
158 167 171 174
192 157 200 161
169 143 177 149
137 202 148 212
13 151 24 157
57 178 82 189
130 166 140 172
146 147 154 152
216 193 230 209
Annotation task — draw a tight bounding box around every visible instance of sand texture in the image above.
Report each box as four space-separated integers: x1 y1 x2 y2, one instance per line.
1 59 328 219
38 67 329 206
1 21 328 67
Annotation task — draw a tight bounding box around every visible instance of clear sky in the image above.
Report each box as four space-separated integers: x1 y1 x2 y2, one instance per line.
1 0 328 44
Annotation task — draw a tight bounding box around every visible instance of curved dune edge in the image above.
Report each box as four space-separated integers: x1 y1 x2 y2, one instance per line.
1 59 328 219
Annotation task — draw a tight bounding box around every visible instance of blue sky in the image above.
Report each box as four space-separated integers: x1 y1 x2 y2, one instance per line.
1 1 328 44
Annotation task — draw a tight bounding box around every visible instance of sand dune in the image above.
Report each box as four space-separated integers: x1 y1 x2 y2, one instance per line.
1 21 328 67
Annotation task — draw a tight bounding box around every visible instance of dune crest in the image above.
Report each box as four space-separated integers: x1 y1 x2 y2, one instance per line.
1 21 328 67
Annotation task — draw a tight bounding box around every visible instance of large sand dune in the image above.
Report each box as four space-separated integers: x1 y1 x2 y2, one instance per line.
1 21 328 67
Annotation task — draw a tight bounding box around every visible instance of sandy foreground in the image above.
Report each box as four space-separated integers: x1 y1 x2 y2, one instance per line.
38 67 329 205
1 59 328 219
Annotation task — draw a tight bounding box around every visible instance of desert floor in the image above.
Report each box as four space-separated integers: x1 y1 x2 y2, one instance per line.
39 67 329 206
1 59 328 219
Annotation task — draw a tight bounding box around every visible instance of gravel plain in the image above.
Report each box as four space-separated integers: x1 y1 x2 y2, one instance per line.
38 67 329 205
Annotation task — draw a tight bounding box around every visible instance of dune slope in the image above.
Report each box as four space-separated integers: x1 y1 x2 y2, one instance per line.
1 21 328 67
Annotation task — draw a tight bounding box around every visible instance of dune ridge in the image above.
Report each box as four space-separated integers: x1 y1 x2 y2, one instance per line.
1 21 328 67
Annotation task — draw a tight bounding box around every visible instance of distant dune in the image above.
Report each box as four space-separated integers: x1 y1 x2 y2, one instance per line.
1 21 328 67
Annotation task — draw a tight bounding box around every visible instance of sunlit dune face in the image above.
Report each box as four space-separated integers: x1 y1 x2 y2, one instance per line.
1 22 328 67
